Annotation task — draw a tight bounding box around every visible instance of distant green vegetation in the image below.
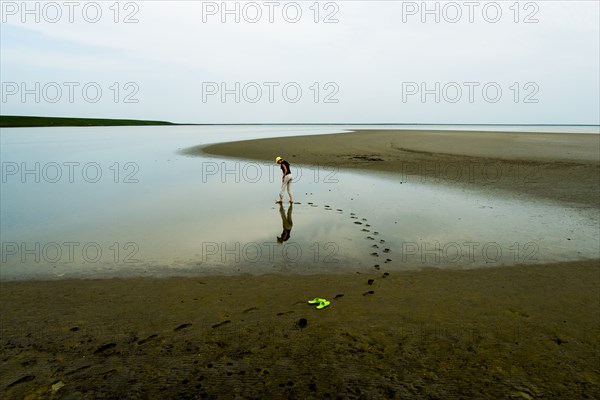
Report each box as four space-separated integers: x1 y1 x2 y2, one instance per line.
0 115 177 128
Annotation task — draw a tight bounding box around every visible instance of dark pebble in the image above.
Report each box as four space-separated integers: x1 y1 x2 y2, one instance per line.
297 318 308 329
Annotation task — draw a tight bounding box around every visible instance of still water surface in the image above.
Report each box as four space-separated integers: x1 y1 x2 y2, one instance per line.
1 125 598 280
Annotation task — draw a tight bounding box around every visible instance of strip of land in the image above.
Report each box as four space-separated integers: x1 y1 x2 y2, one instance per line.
0 115 177 128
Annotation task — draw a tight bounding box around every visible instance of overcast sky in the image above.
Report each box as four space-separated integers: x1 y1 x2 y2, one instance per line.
1 0 599 124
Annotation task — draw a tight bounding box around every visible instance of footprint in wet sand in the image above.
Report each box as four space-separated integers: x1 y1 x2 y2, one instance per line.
212 320 231 329
94 343 116 354
354 221 362 225
174 323 192 331
370 253 379 257
373 264 380 270
362 290 375 296
362 229 370 232
371 244 379 248
65 366 91 376
101 369 118 379
334 294 344 300
383 248 390 253
366 236 375 240
276 311 294 316
137 335 158 345
7 376 35 388
384 258 392 263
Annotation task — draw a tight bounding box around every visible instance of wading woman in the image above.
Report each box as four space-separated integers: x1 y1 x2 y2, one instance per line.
275 156 293 204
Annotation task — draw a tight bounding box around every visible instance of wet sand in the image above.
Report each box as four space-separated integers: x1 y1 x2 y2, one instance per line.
2 262 599 399
2 129 599 398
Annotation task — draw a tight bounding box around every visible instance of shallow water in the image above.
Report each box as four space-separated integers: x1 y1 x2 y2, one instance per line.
1 125 598 280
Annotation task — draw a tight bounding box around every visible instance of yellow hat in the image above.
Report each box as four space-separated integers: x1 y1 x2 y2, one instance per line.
275 156 282 163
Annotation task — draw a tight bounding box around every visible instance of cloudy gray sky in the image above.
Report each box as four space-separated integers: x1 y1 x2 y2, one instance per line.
1 0 599 124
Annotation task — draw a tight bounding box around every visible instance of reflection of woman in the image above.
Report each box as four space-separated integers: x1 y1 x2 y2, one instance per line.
277 203 293 244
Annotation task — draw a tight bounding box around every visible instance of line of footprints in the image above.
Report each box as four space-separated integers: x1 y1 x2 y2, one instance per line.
85 203 395 360
305 201 392 296
115 203 394 347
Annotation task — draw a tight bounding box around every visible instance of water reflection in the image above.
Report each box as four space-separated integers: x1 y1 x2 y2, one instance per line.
277 203 293 244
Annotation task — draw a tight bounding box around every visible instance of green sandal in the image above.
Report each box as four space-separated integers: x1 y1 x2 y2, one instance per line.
307 297 326 304
316 300 330 309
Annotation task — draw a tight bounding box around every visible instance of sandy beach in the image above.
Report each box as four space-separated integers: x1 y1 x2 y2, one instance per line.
198 129 600 208
2 129 599 399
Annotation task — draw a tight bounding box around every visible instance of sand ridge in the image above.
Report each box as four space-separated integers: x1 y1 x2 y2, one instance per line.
198 129 600 207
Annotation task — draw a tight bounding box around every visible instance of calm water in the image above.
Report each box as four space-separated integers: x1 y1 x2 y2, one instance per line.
1 125 598 280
